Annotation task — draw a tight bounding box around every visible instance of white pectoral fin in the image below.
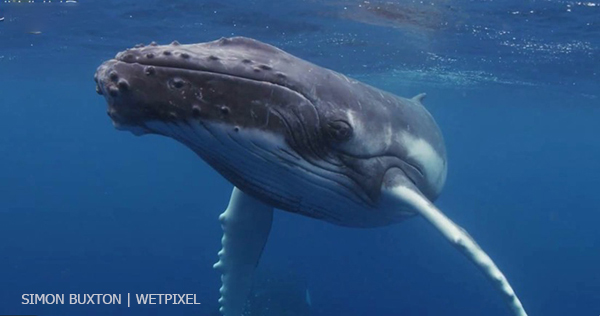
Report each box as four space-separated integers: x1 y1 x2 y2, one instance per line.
214 187 274 316
389 185 528 316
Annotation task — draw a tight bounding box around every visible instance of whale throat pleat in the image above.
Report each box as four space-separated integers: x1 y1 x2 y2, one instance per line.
148 120 398 227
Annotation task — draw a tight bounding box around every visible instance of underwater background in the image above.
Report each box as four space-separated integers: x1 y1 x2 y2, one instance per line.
0 0 599 315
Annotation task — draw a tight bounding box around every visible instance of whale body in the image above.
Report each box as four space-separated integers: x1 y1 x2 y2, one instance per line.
95 37 528 316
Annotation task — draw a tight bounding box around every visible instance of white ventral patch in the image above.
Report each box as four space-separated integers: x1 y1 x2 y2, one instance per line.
401 132 447 192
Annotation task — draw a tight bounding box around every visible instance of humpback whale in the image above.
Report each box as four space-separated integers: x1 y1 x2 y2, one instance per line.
94 37 528 316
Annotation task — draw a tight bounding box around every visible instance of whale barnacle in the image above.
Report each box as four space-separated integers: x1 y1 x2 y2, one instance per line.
109 72 118 82
120 53 135 62
169 78 186 89
144 66 156 76
108 86 119 97
191 105 202 118
117 79 129 91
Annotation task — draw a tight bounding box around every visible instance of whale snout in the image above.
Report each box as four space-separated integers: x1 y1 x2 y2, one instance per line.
94 49 205 136
94 59 152 135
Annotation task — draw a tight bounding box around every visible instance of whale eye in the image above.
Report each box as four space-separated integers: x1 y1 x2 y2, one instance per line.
326 120 353 142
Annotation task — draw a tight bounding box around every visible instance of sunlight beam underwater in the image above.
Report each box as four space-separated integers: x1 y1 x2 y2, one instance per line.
94 37 528 316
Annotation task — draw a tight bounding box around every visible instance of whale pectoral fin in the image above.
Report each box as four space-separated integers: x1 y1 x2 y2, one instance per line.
412 93 427 103
214 187 274 316
388 185 528 316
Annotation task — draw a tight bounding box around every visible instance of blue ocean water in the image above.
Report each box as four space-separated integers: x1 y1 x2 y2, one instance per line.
1 1 599 315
